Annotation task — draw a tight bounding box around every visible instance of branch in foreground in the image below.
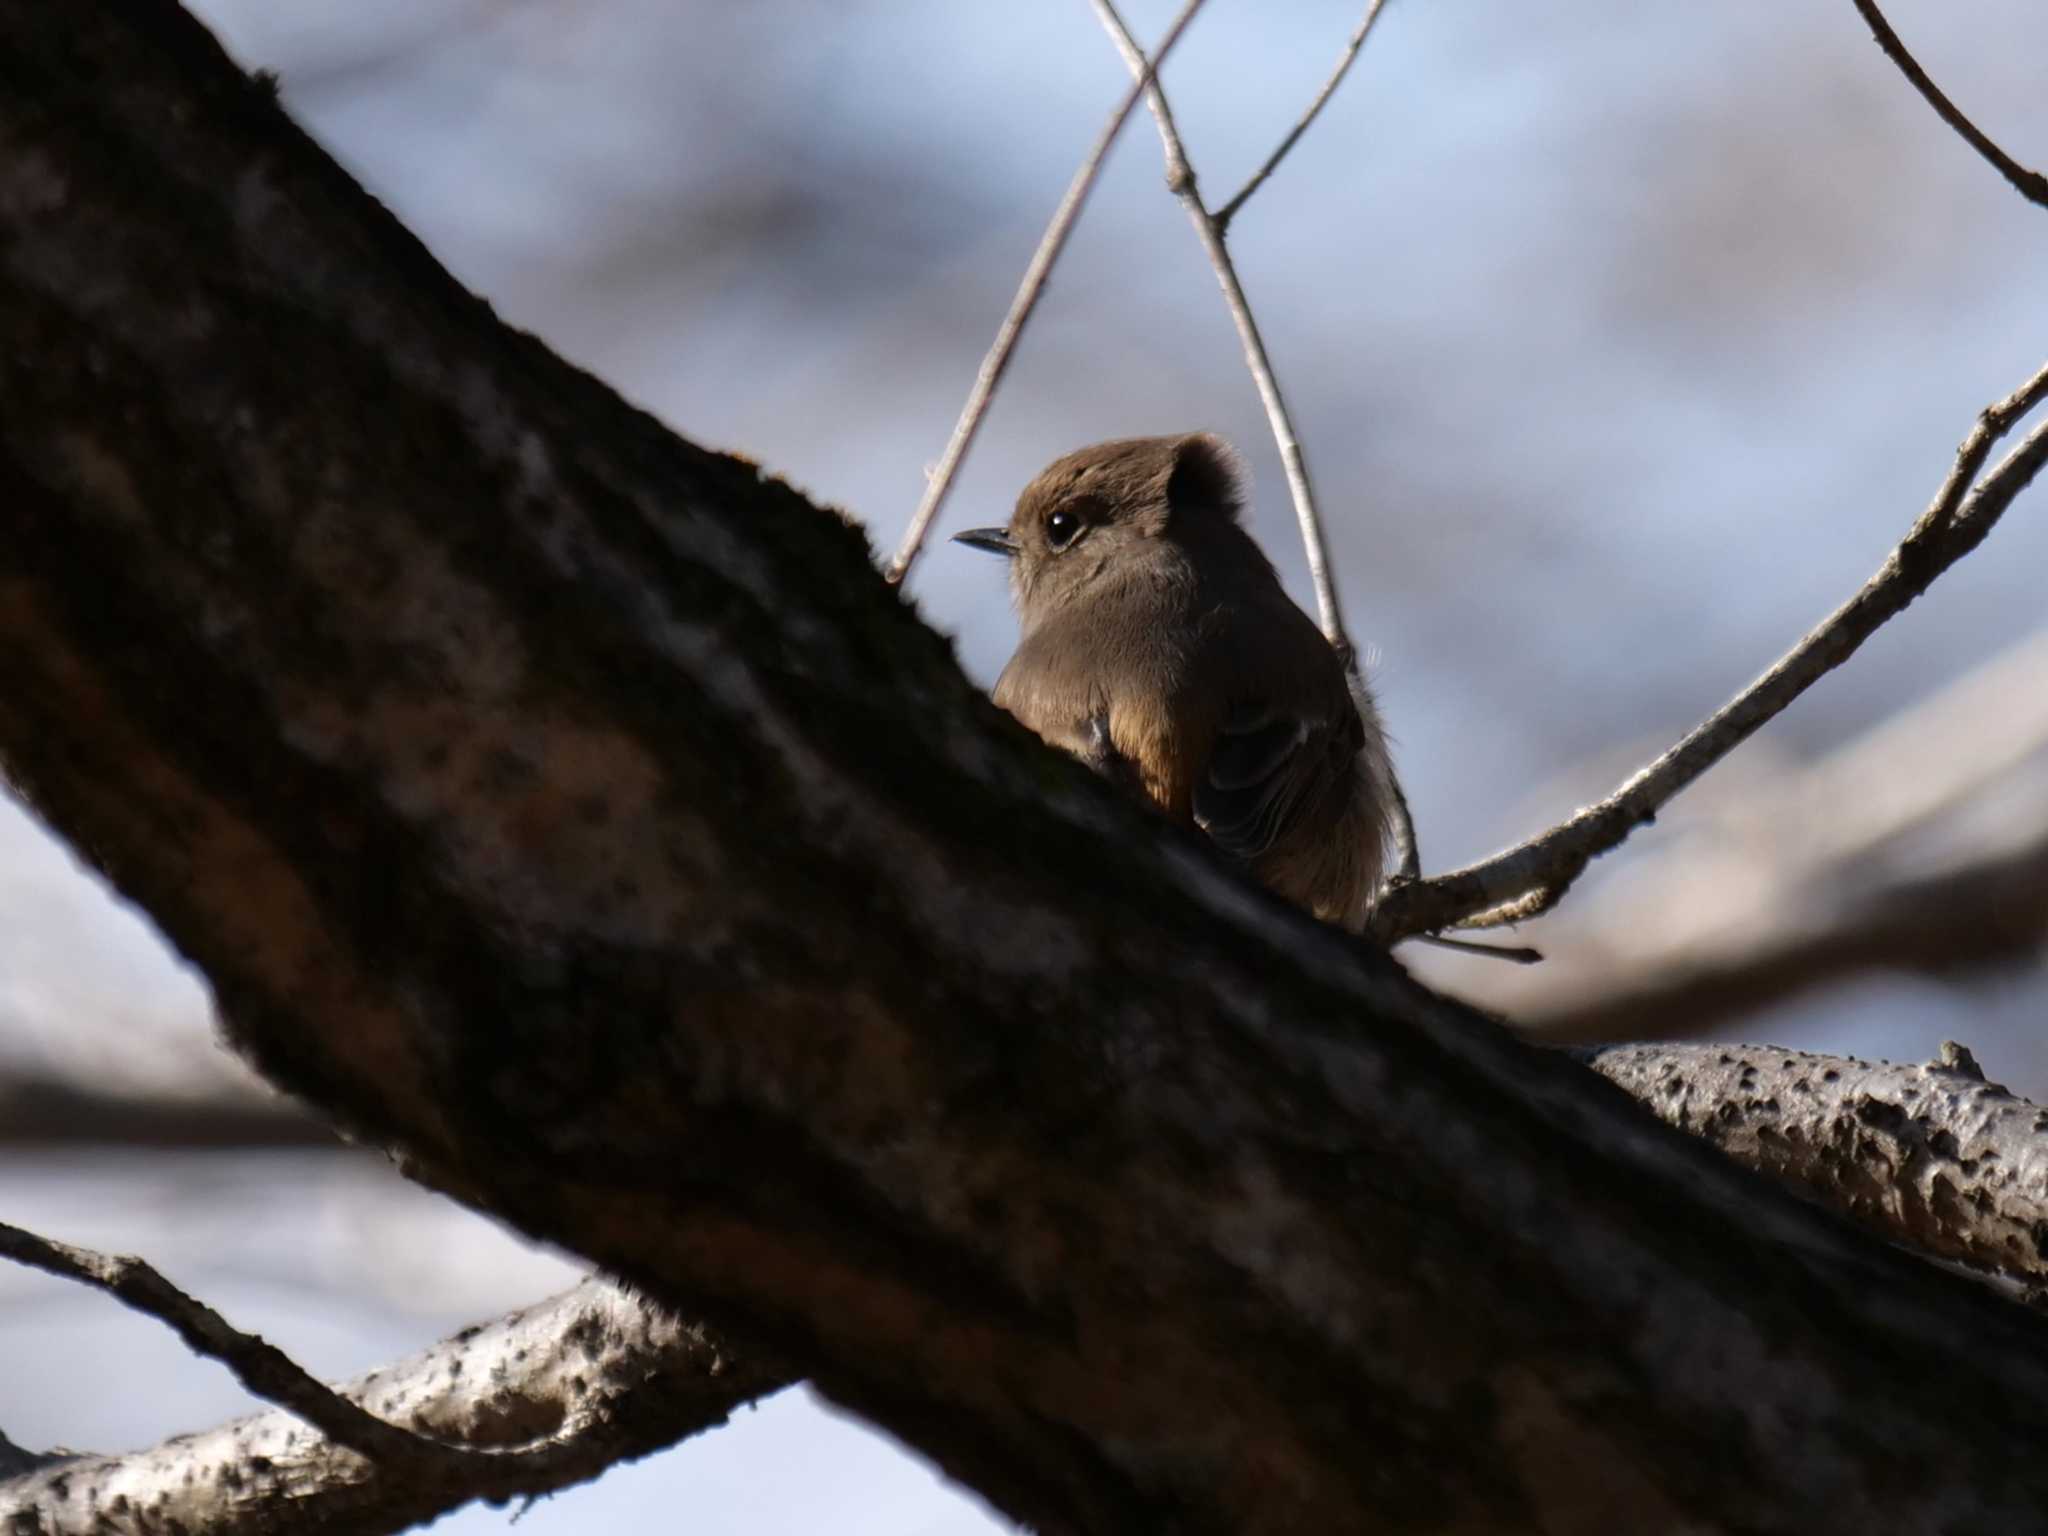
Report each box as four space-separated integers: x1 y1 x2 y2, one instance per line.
1849 0 2048 211
0 1279 790 1536
882 0 1207 584
1586 1041 2048 1294
15 8 2048 1530
1374 358 2048 943
14 1037 2048 1536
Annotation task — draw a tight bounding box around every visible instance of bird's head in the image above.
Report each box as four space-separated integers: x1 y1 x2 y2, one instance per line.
953 433 1245 624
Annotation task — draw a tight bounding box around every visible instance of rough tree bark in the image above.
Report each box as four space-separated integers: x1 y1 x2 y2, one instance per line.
0 1279 787 1536
1588 1041 2048 1293
5 5 2048 1533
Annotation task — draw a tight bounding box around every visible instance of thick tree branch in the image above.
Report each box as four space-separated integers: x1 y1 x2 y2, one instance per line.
11 7 2048 1532
1587 1041 2048 1293
17 1034 2048 1535
0 1223 472 1469
0 1279 788 1536
1849 0 2048 211
1374 360 2048 943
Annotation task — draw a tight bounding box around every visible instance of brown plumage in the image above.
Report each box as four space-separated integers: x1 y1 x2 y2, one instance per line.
955 433 1394 930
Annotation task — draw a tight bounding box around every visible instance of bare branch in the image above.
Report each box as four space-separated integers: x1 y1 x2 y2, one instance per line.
1213 1 1393 233
16 1037 2048 1536
0 1278 790 1536
23 1020 2048 1536
0 1221 464 1469
1090 3 1503 946
883 0 1207 585
1090 0 1354 672
1448 624 2048 1038
1374 358 2048 943
919 1 1415 896
1850 0 2048 212
1587 1041 2048 1293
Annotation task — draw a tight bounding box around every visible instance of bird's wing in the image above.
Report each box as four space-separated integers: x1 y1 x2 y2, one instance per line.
994 633 1096 755
993 608 1195 810
1193 695 1360 863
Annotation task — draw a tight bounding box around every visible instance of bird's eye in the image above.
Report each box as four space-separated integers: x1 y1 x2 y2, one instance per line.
1045 509 1083 550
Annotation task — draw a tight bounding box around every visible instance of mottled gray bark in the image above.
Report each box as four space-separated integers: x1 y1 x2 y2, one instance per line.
1589 1040 2048 1293
0 1280 786 1536
7 5 2048 1534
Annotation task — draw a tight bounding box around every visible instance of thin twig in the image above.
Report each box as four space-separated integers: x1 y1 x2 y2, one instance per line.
1213 0 1393 233
1450 623 2048 1037
1850 0 2048 211
1417 932 1541 964
1090 0 1352 670
1382 765 1421 882
1373 358 2048 944
884 0 1208 585
0 1220 469 1468
1091 0 1439 917
0 1277 792 1536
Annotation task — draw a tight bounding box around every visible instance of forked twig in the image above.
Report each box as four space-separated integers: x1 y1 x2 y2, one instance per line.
1088 0 1475 939
1214 1 1393 233
884 0 1208 585
1454 624 2048 1037
0 1220 471 1467
1090 0 1352 671
1849 0 2048 211
894 2 1415 881
1372 358 2048 944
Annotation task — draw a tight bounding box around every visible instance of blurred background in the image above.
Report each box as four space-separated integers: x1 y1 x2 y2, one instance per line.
4 1 2046 1529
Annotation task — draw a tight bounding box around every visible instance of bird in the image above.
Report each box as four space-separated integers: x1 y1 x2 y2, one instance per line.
954 433 1395 930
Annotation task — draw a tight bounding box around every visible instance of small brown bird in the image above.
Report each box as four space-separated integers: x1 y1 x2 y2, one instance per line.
955 433 1395 930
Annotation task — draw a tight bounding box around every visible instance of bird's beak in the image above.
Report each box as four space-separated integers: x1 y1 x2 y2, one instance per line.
952 527 1019 557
